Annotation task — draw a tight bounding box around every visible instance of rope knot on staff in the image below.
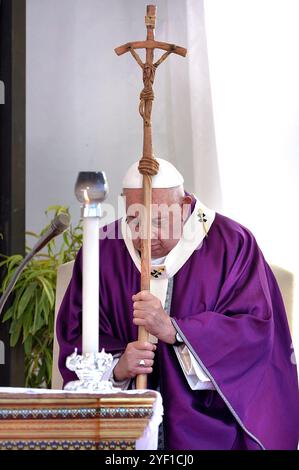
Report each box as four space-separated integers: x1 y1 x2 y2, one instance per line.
138 157 159 176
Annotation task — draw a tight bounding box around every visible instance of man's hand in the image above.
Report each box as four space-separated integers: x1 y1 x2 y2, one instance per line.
132 290 176 344
113 341 156 382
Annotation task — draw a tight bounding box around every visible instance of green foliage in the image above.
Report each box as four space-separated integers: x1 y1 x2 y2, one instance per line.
0 206 82 388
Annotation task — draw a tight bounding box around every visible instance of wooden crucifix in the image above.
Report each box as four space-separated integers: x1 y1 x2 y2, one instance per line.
115 5 187 389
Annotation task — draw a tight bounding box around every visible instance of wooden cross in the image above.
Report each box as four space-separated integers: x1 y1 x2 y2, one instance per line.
115 5 187 389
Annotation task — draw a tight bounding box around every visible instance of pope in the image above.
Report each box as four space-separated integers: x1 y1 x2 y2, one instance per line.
57 158 299 450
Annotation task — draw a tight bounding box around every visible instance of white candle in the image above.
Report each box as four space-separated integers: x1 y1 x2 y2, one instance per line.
82 216 100 354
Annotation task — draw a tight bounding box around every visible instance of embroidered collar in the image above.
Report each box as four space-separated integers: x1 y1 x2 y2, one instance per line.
121 196 215 279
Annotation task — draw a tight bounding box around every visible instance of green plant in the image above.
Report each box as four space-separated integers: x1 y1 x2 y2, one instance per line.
0 206 82 388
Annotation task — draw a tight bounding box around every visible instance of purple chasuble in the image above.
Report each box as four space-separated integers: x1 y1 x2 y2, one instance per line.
56 206 299 450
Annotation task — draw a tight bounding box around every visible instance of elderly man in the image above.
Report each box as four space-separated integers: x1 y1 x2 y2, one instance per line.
57 158 299 450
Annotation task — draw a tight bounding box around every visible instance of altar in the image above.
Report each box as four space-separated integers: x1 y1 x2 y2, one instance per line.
0 388 162 450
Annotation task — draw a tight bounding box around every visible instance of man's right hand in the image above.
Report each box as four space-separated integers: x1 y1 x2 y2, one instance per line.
113 341 156 382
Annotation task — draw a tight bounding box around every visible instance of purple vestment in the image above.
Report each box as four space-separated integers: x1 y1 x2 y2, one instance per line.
57 206 299 450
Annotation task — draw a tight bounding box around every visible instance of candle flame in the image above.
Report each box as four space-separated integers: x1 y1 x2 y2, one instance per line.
83 189 90 203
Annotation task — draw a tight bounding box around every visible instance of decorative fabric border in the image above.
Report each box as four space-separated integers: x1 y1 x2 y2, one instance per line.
0 406 153 420
0 440 135 450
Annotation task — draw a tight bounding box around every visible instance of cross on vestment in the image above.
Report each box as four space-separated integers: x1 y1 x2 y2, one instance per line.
115 5 187 389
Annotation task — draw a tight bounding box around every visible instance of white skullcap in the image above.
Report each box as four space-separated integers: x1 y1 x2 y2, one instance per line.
122 158 184 189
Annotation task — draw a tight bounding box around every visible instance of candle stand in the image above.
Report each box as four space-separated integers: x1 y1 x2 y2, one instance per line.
65 172 118 392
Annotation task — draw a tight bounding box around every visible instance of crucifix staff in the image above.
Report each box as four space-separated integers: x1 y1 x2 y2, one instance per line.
115 4 187 389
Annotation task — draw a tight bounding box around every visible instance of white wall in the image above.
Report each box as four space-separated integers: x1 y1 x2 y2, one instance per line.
204 0 299 355
26 0 199 232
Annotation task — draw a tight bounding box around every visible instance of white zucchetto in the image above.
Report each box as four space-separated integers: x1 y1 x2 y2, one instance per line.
122 158 184 189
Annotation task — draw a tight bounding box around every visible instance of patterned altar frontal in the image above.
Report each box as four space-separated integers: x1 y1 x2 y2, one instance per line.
0 390 158 450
